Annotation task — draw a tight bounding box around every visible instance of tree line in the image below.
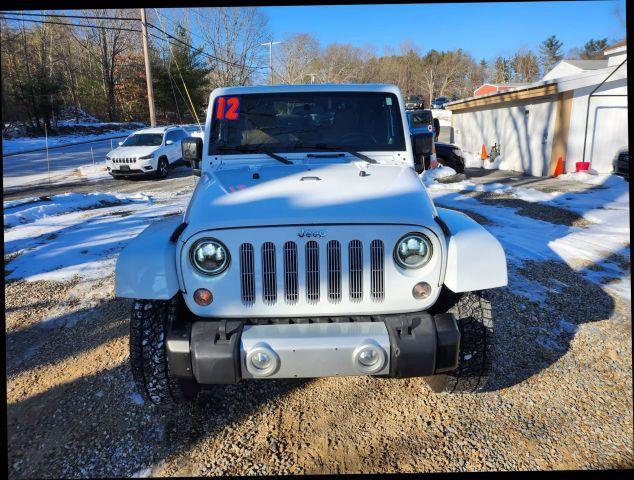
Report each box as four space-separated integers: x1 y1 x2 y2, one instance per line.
0 8 615 136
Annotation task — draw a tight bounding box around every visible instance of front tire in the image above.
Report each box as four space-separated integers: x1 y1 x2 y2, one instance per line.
426 291 493 393
156 157 169 179
129 297 200 405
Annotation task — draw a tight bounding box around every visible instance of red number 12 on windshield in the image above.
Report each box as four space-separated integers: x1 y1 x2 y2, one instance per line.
215 96 240 121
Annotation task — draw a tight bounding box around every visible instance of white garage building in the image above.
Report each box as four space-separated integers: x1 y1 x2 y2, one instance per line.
446 40 628 176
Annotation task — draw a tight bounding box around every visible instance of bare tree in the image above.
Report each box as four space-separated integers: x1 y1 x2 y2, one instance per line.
273 33 320 84
510 49 539 82
194 7 269 87
71 9 138 121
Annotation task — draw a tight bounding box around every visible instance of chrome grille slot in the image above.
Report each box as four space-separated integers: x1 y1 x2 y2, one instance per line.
305 241 320 304
327 240 341 302
349 240 363 302
240 243 255 305
261 242 277 305
370 240 385 302
284 241 298 304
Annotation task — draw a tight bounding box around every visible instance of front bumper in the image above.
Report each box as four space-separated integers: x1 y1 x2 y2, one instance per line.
167 312 460 384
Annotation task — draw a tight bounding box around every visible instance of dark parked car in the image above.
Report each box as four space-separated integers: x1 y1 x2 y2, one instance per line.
432 96 450 109
613 149 629 181
434 142 465 173
405 95 424 110
406 109 435 172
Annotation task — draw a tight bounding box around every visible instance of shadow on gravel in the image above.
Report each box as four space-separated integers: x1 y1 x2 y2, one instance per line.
6 290 312 478
433 178 628 392
7 355 310 478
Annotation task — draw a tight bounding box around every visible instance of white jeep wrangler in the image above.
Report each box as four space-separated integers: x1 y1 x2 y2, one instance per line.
115 84 507 405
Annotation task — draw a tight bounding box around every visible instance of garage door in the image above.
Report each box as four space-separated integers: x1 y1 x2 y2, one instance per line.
589 106 629 173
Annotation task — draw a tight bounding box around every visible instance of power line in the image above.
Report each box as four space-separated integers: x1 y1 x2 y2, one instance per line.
0 10 139 22
0 15 142 33
1 11 266 71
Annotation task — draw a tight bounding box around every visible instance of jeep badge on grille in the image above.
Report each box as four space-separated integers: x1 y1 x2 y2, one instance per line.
298 228 326 238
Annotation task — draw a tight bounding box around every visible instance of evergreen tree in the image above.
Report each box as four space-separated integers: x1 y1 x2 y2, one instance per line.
494 57 511 83
581 38 608 59
153 24 210 124
539 35 563 73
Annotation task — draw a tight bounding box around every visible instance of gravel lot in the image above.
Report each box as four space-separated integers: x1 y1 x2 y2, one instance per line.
5 168 633 476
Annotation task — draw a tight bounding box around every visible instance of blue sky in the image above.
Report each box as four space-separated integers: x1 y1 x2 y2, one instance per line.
258 1 626 60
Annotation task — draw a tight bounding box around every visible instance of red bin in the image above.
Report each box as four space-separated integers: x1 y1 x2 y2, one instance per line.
575 162 590 172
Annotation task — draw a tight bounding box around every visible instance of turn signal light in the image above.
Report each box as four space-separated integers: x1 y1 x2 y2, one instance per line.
193 288 213 306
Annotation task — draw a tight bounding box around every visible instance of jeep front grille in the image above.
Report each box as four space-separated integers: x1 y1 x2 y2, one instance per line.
240 243 255 305
305 241 320 304
283 241 299 304
370 240 385 301
239 239 385 306
261 242 277 305
112 157 135 163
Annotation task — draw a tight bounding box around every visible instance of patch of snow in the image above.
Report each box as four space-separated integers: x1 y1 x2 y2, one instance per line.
2 126 142 155
429 164 630 301
557 171 625 186
4 192 150 228
421 166 456 185
4 190 187 282
76 163 111 181
464 151 483 168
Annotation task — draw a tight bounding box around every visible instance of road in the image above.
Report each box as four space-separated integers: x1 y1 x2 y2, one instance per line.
2 125 202 192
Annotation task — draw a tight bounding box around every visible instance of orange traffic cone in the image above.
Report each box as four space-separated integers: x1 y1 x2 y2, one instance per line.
481 144 488 160
553 156 564 176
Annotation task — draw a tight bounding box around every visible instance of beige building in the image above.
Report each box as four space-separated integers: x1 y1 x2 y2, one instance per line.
446 40 628 176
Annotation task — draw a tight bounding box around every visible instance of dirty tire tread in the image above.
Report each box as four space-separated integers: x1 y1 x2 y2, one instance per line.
129 298 198 405
437 291 493 394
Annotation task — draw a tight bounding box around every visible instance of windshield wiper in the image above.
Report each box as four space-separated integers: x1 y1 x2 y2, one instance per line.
294 143 378 164
215 146 293 165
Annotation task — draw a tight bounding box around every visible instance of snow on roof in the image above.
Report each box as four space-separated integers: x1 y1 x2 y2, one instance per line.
605 39 627 51
134 125 180 134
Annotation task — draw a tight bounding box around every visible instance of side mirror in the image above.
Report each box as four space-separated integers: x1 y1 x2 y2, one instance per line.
165 140 174 145
433 118 440 141
182 137 203 177
118 141 123 146
411 134 425 174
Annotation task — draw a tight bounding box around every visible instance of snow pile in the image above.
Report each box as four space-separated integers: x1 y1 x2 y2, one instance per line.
4 191 188 282
428 170 630 301
556 171 624 186
2 124 142 155
3 192 150 228
482 155 517 171
421 166 457 185
76 163 111 181
463 151 483 168
431 109 452 126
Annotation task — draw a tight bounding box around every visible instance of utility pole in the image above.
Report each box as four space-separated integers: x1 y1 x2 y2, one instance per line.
140 8 156 127
261 41 281 85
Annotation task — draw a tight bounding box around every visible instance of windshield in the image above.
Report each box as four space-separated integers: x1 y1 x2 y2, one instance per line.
122 133 163 147
209 91 406 155
407 96 421 102
434 97 448 103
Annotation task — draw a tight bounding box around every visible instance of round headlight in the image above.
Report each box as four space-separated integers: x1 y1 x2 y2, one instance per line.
394 233 432 269
190 238 230 275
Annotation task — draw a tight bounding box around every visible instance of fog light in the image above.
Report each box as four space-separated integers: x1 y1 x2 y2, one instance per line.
352 342 386 374
193 288 213 306
251 351 272 370
412 282 432 299
246 343 279 377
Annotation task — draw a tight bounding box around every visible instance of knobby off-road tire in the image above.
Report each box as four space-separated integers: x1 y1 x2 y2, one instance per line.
427 290 493 394
130 297 200 405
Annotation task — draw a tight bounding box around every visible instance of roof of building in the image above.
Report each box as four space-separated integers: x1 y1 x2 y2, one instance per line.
605 39 627 50
446 62 627 111
563 59 609 70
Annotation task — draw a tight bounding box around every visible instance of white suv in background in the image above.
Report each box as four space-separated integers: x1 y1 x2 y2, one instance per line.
105 126 189 179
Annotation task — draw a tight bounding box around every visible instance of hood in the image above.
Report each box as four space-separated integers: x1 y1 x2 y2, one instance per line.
183 161 438 233
107 145 159 158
